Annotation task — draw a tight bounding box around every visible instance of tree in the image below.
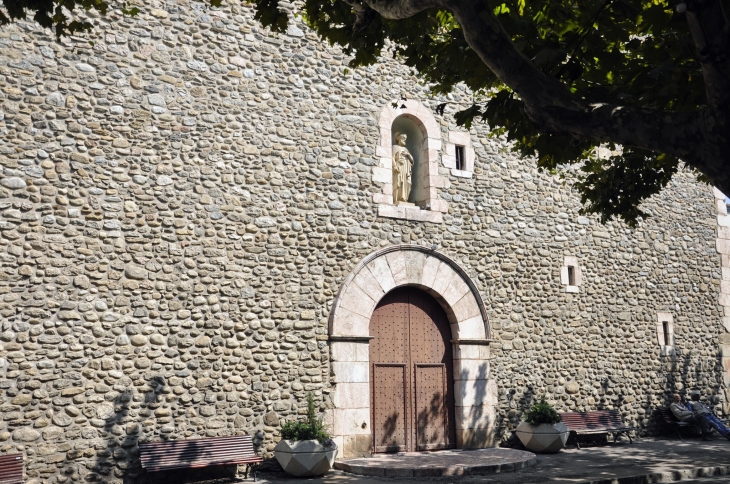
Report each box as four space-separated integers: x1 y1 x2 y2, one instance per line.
3 0 729 225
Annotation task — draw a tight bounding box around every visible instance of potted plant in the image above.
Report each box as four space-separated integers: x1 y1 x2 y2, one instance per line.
274 393 337 477
515 396 569 453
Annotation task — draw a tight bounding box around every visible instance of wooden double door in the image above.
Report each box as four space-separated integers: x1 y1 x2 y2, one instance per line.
369 287 456 453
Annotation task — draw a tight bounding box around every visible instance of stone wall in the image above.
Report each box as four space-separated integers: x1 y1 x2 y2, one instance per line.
0 0 727 482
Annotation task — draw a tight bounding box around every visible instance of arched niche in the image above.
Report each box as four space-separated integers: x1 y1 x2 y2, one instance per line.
372 101 450 222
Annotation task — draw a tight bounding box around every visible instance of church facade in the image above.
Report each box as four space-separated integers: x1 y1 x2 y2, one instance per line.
0 0 729 482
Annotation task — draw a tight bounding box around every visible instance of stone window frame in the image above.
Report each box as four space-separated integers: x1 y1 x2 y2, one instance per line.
373 100 449 223
443 131 475 179
656 312 675 356
560 256 581 293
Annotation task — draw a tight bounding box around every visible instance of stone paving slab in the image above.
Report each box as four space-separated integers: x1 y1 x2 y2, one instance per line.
333 448 537 477
257 438 730 484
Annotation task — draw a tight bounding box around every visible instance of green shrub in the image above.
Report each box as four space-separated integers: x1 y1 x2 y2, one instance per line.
524 396 561 426
280 392 332 444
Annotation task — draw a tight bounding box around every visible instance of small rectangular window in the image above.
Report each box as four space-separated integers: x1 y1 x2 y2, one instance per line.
662 321 671 346
455 145 465 171
567 266 576 286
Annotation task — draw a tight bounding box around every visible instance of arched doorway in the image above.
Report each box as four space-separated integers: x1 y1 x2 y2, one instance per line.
369 287 456 453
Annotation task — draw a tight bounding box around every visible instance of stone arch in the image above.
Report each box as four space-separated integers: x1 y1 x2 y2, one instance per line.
328 245 495 458
329 245 490 339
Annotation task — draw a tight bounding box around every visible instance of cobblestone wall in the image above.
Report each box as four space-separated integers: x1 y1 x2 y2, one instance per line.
0 0 727 482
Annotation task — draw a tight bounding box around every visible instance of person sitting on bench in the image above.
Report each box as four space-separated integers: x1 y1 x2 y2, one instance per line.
689 392 730 441
670 394 711 441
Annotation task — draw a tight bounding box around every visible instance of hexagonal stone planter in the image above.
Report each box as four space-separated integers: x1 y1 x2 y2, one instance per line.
515 422 569 453
274 440 338 477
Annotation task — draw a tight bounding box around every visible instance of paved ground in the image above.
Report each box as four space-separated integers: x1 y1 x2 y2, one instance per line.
333 448 536 477
255 437 730 484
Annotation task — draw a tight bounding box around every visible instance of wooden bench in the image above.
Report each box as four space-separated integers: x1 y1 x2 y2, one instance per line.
659 406 730 439
659 407 693 440
0 454 23 484
560 410 636 449
139 435 263 481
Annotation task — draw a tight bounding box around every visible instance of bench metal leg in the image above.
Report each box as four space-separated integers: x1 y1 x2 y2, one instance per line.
245 463 259 481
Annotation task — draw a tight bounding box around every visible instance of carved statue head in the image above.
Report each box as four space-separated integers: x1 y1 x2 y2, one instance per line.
395 132 407 146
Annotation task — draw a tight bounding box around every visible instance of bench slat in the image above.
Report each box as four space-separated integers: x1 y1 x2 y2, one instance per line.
560 410 635 432
139 435 261 473
559 410 635 449
0 454 23 484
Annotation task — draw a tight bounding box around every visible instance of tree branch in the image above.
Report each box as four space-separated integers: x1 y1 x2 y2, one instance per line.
441 0 730 192
362 0 445 19
682 0 730 109
354 0 730 193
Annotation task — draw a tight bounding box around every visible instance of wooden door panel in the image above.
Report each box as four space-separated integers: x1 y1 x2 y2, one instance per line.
372 363 408 452
415 364 449 450
369 289 409 365
370 287 456 453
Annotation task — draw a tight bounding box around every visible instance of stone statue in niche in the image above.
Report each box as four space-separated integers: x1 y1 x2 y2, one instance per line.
392 132 414 204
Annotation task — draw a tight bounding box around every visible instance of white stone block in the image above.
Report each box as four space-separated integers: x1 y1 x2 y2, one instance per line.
432 175 450 189
443 274 471 307
718 199 728 215
431 262 457 296
719 215 730 227
453 295 481 323
426 137 441 151
404 251 426 284
451 169 473 178
718 239 730 255
333 382 370 409
455 404 495 430
378 203 406 220
333 408 371 435
352 268 386 303
449 130 471 145
372 167 391 183
454 379 489 407
442 153 456 169
431 199 449 213
465 147 475 172
454 359 489 381
331 342 359 362
332 361 369 383
331 307 370 337
372 193 391 205
339 282 376 318
714 187 726 200
453 344 480 360
453 315 486 339
405 208 443 223
366 257 396 293
421 256 441 289
385 250 408 286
